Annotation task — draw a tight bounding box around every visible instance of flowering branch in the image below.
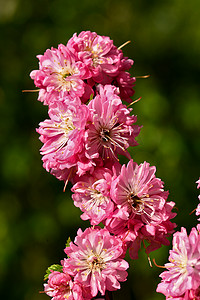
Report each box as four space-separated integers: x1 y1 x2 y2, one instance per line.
28 30 200 300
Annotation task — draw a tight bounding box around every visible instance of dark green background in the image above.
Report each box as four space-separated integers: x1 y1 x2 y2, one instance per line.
1 0 200 299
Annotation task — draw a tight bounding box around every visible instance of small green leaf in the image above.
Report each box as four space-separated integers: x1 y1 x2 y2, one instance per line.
89 93 93 101
86 93 94 105
44 264 63 281
65 237 71 248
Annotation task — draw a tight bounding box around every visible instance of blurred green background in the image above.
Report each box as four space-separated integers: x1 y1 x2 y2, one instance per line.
0 0 200 299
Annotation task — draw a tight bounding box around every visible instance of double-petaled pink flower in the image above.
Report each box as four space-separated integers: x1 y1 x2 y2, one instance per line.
67 31 122 82
110 160 169 224
157 225 200 299
30 44 91 105
44 270 92 300
37 100 91 180
104 159 176 258
64 227 129 298
67 31 136 102
71 167 115 225
85 85 141 162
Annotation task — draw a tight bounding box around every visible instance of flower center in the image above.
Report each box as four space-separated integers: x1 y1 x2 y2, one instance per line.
63 116 75 135
63 71 71 78
59 284 71 294
87 251 105 272
61 64 76 78
128 193 144 212
130 194 141 208
53 64 78 92
89 118 129 161
99 128 110 143
89 189 107 205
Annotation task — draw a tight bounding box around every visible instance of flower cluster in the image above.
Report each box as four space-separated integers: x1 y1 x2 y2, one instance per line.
30 31 178 300
30 31 135 106
31 31 141 182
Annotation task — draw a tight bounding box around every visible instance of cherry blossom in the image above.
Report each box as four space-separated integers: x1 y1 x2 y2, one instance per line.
85 85 141 162
44 271 92 300
30 44 91 105
67 31 122 81
110 160 169 225
104 160 176 258
71 167 115 225
64 227 129 297
37 100 91 180
67 31 136 102
157 225 200 298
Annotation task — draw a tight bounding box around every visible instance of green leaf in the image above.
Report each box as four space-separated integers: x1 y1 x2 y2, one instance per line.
44 264 63 281
89 93 93 101
65 236 71 248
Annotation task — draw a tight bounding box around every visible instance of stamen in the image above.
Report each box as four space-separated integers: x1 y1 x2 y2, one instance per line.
118 40 131 50
135 74 150 79
189 207 197 215
63 169 73 192
142 240 152 268
121 230 130 242
127 97 142 108
148 255 153 268
118 182 131 194
152 258 166 269
106 135 126 152
22 89 40 92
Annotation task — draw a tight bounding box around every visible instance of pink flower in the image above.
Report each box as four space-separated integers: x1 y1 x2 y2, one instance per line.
44 271 92 300
44 271 72 300
110 160 169 225
104 160 176 258
126 205 176 259
157 225 200 298
113 71 136 103
37 100 91 181
85 85 141 162
67 31 136 102
30 44 91 105
64 227 129 297
67 31 123 83
104 201 176 259
71 167 115 225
